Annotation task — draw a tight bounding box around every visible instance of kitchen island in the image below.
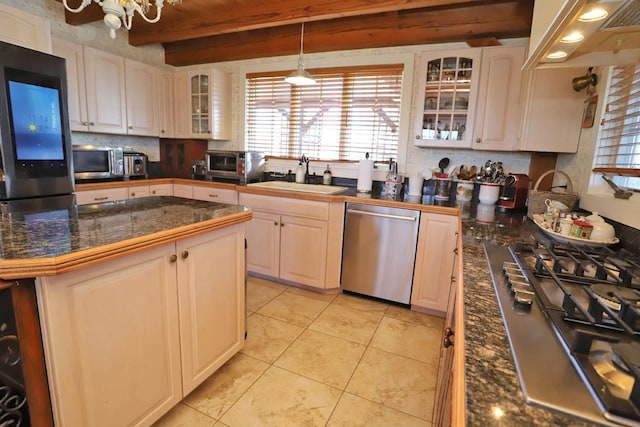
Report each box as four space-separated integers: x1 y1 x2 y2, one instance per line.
0 195 250 426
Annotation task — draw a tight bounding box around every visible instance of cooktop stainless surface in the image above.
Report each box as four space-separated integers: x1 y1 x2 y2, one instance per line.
484 243 614 425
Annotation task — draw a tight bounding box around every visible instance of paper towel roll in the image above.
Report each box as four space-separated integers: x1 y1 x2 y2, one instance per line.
357 159 374 193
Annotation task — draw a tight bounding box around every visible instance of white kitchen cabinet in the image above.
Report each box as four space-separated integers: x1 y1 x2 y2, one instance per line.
192 185 238 204
240 193 343 290
83 46 128 134
74 187 128 205
0 3 51 53
173 183 194 199
125 59 159 136
176 227 246 394
519 66 586 153
150 183 173 196
128 185 151 199
52 38 88 132
158 70 175 138
472 45 525 151
413 49 481 148
36 225 246 426
411 212 458 316
174 69 232 140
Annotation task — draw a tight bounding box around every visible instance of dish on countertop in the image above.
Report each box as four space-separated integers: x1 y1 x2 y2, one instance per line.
532 214 619 246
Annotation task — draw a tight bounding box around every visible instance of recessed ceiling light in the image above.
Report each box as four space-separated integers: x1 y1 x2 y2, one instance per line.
547 51 569 59
578 8 608 22
560 32 585 43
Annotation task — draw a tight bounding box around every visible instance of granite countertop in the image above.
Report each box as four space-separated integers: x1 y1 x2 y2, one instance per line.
460 209 597 426
0 195 250 279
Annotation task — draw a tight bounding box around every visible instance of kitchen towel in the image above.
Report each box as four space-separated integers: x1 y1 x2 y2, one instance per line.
357 159 374 193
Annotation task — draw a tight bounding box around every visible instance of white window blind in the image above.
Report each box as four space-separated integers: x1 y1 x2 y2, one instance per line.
593 64 640 189
245 65 403 162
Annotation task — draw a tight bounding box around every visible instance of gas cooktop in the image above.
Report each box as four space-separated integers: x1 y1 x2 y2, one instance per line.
485 232 640 427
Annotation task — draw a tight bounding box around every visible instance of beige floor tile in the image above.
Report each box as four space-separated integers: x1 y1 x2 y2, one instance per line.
328 393 432 427
220 366 342 427
152 402 216 426
309 303 382 345
385 305 445 329
240 313 304 363
370 317 442 363
274 329 366 389
346 347 438 421
247 275 287 290
333 292 389 314
246 278 286 312
286 285 339 303
183 353 269 420
257 291 329 327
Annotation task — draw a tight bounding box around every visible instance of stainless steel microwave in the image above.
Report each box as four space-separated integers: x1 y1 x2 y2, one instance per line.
72 145 124 180
205 150 264 184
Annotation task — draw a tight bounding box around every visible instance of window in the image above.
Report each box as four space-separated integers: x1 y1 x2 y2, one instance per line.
245 65 403 162
593 64 640 190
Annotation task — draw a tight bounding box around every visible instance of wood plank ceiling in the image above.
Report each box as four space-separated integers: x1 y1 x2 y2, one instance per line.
57 0 534 66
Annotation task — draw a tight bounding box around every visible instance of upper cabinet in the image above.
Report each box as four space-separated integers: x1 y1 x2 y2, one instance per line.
174 69 232 140
53 38 170 137
472 46 525 151
158 70 175 138
414 45 528 152
519 66 586 153
414 49 481 149
125 59 160 136
0 3 51 53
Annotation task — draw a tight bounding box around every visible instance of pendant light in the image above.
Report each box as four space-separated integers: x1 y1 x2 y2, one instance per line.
285 23 316 86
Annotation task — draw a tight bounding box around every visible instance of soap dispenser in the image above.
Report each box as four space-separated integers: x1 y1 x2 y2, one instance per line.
323 165 332 185
295 162 305 183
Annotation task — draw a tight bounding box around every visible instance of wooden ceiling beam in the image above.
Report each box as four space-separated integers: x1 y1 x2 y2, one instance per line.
128 0 488 46
164 1 533 66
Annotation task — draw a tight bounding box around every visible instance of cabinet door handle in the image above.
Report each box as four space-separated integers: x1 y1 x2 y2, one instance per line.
209 194 218 198
128 125 133 129
475 138 481 143
416 135 421 139
94 196 108 201
443 327 454 348
161 129 165 133
131 193 135 197
169 254 178 263
273 221 278 226
280 222 285 227
82 121 89 126
152 190 157 194
181 250 189 259
89 122 95 126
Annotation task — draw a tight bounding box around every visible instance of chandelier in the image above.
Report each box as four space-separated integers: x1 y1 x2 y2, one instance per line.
62 0 182 39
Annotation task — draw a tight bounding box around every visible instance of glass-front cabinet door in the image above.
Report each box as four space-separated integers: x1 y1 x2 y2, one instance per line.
414 49 481 148
190 73 210 136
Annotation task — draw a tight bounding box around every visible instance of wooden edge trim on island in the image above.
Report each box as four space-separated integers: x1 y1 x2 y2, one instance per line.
0 211 252 280
453 216 466 426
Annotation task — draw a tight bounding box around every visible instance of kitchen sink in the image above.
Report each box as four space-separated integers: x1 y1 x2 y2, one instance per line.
247 181 349 195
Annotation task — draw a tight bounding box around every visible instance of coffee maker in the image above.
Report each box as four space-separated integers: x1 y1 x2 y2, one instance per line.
498 173 529 211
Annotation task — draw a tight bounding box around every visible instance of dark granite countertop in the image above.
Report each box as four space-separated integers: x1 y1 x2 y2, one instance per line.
0 195 250 279
460 209 598 426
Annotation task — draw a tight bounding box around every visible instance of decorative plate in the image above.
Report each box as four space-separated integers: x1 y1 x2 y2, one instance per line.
532 214 619 247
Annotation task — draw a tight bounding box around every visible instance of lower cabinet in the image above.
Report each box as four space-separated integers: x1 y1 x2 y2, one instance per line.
411 212 459 315
74 187 129 205
240 193 343 290
36 225 245 427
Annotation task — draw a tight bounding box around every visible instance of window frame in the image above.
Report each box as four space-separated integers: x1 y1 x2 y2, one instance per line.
245 64 405 163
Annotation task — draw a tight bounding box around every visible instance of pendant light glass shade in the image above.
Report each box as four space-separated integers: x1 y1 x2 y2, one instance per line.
285 23 316 86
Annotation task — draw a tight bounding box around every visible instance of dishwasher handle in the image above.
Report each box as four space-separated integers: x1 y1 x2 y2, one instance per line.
347 208 417 222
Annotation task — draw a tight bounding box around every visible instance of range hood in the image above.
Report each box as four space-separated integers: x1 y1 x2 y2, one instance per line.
524 0 640 69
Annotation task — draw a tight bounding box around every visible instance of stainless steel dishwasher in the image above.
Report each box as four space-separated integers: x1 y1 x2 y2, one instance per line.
341 203 420 304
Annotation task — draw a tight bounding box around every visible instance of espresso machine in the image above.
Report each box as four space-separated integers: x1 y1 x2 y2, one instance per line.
498 173 529 212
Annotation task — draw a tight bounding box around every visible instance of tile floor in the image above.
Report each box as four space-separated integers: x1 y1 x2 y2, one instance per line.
153 276 444 427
